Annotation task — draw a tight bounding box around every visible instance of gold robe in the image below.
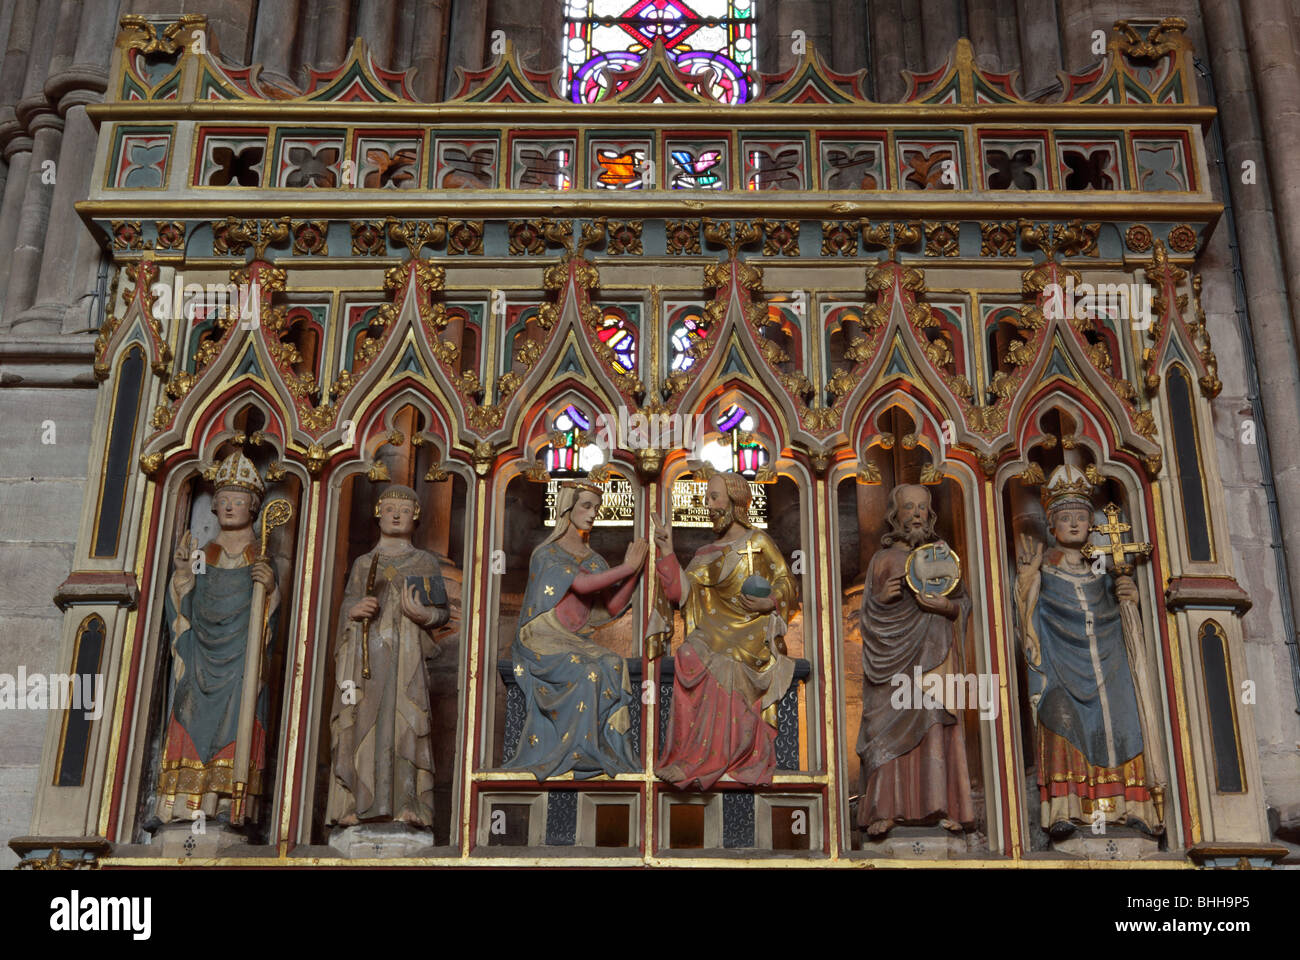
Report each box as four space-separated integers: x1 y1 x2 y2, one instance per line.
653 528 799 788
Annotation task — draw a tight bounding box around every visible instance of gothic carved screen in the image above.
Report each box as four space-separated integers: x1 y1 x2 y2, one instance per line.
58 11 1257 869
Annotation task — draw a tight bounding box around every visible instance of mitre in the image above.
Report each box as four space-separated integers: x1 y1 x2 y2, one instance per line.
1041 463 1092 511
211 451 264 497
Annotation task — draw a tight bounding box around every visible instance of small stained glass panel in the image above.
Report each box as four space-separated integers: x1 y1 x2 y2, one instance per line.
564 0 756 104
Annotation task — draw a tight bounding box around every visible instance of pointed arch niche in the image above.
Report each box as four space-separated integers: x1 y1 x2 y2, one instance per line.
658 382 821 778
998 395 1177 853
306 395 471 849
127 397 306 846
482 388 645 772
834 396 989 853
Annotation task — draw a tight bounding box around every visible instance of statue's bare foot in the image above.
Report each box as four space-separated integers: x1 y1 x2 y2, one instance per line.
939 818 963 834
867 819 893 837
336 814 359 827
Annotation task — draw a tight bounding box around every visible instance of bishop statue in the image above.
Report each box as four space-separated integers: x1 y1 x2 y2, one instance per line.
1014 464 1162 837
155 452 280 826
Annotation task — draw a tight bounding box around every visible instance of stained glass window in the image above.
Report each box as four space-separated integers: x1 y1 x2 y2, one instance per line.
668 305 709 371
597 308 638 374
564 0 756 105
702 403 769 477
543 404 606 475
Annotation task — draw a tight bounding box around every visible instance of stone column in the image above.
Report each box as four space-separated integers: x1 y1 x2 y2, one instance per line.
1243 0 1300 354
446 0 488 82
488 0 561 73
1 0 59 331
251 0 303 90
292 3 319 83
410 0 452 101
868 0 909 101
1015 0 1063 96
757 0 804 78
0 0 38 322
310 0 353 72
388 0 420 73
0 1 16 216
966 0 1005 72
357 0 399 68
828 0 866 75
919 0 960 72
992 0 1021 81
1224 1 1300 804
1056 0 1103 73
34 0 117 335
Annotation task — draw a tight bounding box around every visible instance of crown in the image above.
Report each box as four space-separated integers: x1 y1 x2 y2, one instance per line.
374 484 421 519
1042 463 1093 510
559 478 604 499
211 452 264 498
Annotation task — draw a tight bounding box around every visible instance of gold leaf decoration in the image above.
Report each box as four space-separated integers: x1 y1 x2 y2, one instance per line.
1019 463 1046 484
924 221 960 257
980 221 1018 257
1004 340 1033 367
919 462 944 484
924 337 953 366
827 367 857 398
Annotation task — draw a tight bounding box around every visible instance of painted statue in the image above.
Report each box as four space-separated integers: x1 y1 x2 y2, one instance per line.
856 483 974 838
327 484 449 829
504 479 647 779
650 470 799 789
156 452 279 825
1014 464 1162 837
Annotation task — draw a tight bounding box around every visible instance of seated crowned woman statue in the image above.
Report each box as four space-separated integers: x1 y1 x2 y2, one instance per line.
504 479 648 779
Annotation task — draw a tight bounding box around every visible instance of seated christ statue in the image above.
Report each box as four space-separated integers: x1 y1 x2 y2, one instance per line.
649 471 799 789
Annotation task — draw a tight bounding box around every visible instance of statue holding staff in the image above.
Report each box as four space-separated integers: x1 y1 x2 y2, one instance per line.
1014 465 1163 837
155 452 281 826
328 484 448 829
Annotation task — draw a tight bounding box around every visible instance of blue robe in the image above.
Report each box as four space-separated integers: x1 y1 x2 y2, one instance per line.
504 543 638 780
1029 564 1144 769
166 562 276 765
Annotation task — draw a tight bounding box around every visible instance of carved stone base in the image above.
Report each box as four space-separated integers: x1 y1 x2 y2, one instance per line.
148 821 251 859
1186 841 1291 868
329 822 435 859
860 825 973 859
1052 830 1160 860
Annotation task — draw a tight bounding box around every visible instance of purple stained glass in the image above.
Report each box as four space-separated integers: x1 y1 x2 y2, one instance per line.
565 0 755 104
597 310 637 374
716 403 747 432
555 404 591 431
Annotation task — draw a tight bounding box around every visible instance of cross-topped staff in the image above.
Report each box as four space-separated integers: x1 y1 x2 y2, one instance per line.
1081 503 1152 576
1081 501 1167 820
